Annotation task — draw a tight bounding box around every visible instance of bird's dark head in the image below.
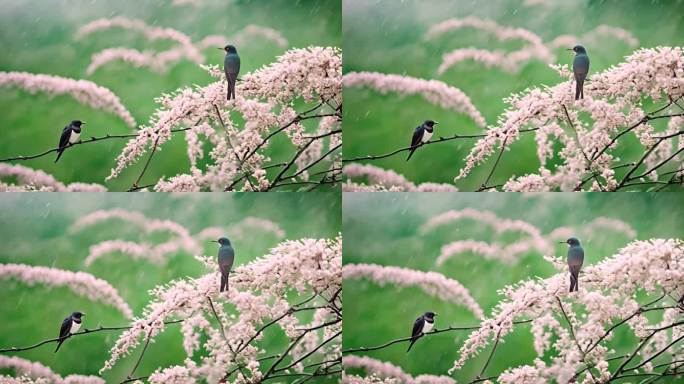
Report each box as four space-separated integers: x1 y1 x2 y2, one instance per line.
424 311 437 319
213 237 231 246
560 237 581 246
71 120 85 127
424 120 438 128
72 312 85 319
220 44 237 54
569 45 587 54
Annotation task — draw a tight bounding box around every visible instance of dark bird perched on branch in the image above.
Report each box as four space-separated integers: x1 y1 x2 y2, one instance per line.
55 311 84 352
213 237 235 292
407 311 436 352
569 45 590 100
220 44 241 100
406 120 438 161
55 120 84 163
561 237 584 292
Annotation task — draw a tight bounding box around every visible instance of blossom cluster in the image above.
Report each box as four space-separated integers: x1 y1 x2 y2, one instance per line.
0 72 136 128
100 236 342 383
343 72 486 128
343 164 458 192
343 356 455 384
457 47 684 191
343 263 483 319
0 356 103 384
448 238 684 383
0 164 107 192
106 46 341 191
0 264 132 319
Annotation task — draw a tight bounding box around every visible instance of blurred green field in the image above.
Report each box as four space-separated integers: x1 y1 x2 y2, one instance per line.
342 192 684 381
0 0 341 191
0 192 340 382
342 0 684 191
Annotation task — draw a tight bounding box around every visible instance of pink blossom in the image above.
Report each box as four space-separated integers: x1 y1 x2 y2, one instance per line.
344 71 485 127
0 72 136 128
86 48 168 75
0 264 132 319
344 356 455 384
343 263 483 319
0 164 107 192
448 238 684 381
456 47 684 190
197 25 289 50
101 236 341 381
75 17 203 64
548 25 639 50
0 356 104 384
343 164 458 192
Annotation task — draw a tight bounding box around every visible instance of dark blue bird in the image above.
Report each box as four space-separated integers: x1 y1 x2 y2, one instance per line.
55 311 84 352
213 237 235 292
220 44 240 100
55 120 84 163
569 45 590 100
407 311 436 352
561 237 584 292
406 120 438 161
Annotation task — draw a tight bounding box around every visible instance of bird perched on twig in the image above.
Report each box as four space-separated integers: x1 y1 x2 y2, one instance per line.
55 311 84 352
569 45 590 100
406 120 438 161
561 237 584 292
55 120 85 163
407 311 436 352
213 237 235 292
220 44 240 100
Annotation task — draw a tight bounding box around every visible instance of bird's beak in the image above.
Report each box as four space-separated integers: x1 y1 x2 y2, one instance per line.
217 47 224 50
434 313 438 316
82 122 86 125
82 313 86 316
434 122 439 125
559 241 566 244
210 240 219 243
567 48 574 51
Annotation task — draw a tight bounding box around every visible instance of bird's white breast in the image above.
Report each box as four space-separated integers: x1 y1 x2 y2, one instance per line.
422 321 433 333
421 130 433 143
70 321 81 333
69 131 80 144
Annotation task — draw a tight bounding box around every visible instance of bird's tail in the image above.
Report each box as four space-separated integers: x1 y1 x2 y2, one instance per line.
220 273 226 292
226 80 231 101
406 339 416 352
569 271 579 292
406 148 416 161
54 338 65 352
55 149 64 163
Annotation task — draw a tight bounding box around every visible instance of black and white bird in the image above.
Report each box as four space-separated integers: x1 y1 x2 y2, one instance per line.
407 311 437 352
55 311 85 352
55 120 85 163
406 120 438 161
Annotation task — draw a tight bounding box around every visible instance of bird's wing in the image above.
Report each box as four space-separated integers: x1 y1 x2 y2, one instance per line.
568 247 584 267
58 127 71 148
218 246 235 272
225 54 241 75
410 127 423 147
411 316 425 338
58 317 72 338
573 55 590 75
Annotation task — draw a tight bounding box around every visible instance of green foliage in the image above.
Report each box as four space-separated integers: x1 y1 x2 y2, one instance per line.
0 0 341 191
0 192 340 382
343 0 684 191
342 192 684 381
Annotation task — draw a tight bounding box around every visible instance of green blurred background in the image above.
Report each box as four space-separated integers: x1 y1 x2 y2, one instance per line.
343 0 684 191
343 192 684 381
0 0 341 191
0 192 340 382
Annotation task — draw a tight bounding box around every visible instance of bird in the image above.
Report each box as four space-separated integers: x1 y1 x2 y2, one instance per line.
213 237 235 292
560 237 584 292
406 120 438 161
55 311 85 352
407 311 437 352
55 120 85 163
220 44 240 100
569 45 590 100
